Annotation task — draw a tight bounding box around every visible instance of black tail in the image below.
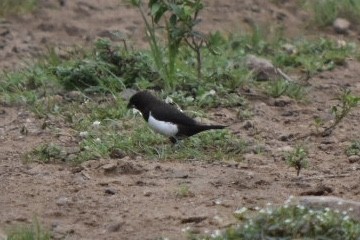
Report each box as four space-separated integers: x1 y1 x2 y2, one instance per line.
182 124 227 137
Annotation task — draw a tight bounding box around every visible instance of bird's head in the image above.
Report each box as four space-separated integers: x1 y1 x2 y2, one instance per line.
127 91 156 112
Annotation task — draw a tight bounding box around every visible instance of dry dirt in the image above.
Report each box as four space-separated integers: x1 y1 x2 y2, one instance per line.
1 0 360 239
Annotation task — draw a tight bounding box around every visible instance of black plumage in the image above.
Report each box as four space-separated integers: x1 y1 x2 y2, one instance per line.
127 91 226 143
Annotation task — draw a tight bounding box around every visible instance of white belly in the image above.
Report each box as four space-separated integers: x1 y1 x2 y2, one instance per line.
148 112 178 137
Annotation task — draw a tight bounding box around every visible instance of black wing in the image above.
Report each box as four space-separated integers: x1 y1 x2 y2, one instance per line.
150 101 197 126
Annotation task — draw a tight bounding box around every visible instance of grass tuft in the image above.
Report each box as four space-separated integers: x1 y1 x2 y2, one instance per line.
195 204 360 240
7 220 50 240
0 0 38 17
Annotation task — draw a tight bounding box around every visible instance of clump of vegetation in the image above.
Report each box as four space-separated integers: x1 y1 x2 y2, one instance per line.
7 220 51 240
323 89 360 136
129 0 216 89
285 146 308 176
346 140 360 156
176 184 194 198
304 0 360 27
266 79 306 100
0 0 37 17
197 204 360 240
24 143 63 163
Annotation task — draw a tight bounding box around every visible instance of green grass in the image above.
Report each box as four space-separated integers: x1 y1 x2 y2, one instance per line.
0 0 38 17
1 30 358 163
6 220 50 240
304 0 360 27
193 204 360 240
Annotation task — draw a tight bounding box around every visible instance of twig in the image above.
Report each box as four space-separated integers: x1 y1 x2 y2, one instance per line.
276 67 294 82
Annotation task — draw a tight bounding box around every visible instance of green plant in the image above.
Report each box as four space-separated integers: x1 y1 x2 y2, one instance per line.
0 0 37 16
7 219 51 240
323 89 360 136
176 184 194 198
305 0 360 27
129 0 213 89
346 140 360 156
285 146 308 176
24 143 63 163
266 79 306 100
199 204 360 240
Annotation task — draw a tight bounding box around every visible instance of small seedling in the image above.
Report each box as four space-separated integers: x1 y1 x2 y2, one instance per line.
322 89 360 136
346 140 360 156
6 218 51 240
285 146 308 176
176 184 194 198
25 143 63 163
266 79 306 100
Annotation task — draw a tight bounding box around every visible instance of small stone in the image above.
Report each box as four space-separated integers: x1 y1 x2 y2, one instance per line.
349 155 360 163
278 146 294 152
66 154 77 162
56 197 72 206
282 43 297 55
333 18 350 34
107 222 123 232
64 91 83 101
243 121 253 130
105 189 116 195
109 148 126 159
64 146 81 155
279 133 294 142
102 162 118 172
321 137 338 145
274 96 293 107
0 27 10 36
143 190 152 197
318 144 332 151
245 54 277 81
71 166 84 173
181 216 207 224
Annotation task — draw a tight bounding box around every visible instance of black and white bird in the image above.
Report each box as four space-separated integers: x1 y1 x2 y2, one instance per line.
127 91 226 143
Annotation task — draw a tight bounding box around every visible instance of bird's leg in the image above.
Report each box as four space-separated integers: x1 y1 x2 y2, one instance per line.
169 136 178 144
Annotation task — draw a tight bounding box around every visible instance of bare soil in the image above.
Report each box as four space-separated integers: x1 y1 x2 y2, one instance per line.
1 0 360 239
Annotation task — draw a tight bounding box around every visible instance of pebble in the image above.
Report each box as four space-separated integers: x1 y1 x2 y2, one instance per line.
107 222 123 232
348 155 360 163
102 162 118 172
333 18 350 34
109 148 126 159
56 197 72 206
105 189 116 195
245 54 277 81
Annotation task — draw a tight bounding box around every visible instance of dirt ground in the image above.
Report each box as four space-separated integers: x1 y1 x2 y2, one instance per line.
1 0 360 239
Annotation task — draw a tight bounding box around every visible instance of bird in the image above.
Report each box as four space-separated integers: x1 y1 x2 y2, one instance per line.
127 91 226 143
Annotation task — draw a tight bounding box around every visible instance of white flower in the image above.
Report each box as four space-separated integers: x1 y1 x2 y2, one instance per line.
181 226 191 232
210 229 221 238
79 131 89 138
92 120 101 128
95 138 101 143
234 207 248 215
209 90 216 95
